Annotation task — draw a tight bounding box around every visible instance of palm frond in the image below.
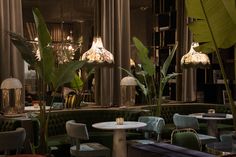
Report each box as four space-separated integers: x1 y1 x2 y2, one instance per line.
185 0 236 52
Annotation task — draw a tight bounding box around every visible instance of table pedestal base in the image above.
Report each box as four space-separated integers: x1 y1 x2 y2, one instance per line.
207 120 217 137
113 129 126 157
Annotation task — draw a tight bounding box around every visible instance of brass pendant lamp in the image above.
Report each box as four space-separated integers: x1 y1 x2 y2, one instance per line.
181 42 210 68
81 37 114 64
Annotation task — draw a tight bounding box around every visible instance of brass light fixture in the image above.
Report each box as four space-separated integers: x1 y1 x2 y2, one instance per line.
181 42 210 68
81 37 114 64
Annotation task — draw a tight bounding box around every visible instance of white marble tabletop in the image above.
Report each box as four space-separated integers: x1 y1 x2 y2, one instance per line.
92 121 146 130
24 106 50 111
189 113 233 120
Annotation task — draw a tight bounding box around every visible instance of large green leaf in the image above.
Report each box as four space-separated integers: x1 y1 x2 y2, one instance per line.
52 61 85 90
132 37 155 76
9 32 37 66
161 42 178 76
70 73 84 91
120 67 148 96
185 0 236 52
33 8 55 84
161 73 181 91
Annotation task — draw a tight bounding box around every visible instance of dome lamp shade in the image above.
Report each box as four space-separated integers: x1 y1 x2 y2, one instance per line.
181 42 210 69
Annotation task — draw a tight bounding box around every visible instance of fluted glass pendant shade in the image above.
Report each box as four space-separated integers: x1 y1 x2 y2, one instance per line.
81 37 114 64
181 42 210 68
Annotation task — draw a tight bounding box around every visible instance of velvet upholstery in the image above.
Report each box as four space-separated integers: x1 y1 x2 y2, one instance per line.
171 128 201 151
173 113 218 144
0 128 26 155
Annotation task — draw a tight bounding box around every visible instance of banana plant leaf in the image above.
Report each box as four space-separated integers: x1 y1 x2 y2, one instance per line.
70 73 84 92
161 42 178 77
161 73 181 92
52 61 85 90
33 8 55 84
185 0 236 53
120 67 148 96
9 32 37 66
132 37 155 76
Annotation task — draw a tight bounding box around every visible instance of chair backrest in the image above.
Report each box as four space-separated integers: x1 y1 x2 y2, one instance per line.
171 128 202 151
173 113 199 130
0 127 26 154
65 120 89 140
138 116 165 141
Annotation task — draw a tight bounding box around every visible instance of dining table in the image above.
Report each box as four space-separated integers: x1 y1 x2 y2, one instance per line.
92 121 146 157
206 141 236 156
189 113 233 137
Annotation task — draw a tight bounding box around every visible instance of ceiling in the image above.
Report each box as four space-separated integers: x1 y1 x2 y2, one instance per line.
22 0 96 23
22 0 152 23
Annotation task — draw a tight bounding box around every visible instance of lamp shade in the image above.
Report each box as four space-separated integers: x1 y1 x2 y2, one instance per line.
1 78 22 89
120 76 137 86
181 42 210 68
130 59 135 67
1 78 23 115
81 37 114 63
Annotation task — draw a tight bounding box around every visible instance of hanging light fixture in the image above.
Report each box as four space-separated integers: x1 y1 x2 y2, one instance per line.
81 0 114 65
81 37 114 64
181 42 210 68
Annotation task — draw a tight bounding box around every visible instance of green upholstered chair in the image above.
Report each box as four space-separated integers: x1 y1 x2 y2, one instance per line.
173 113 218 145
171 128 202 151
65 120 110 157
128 116 165 144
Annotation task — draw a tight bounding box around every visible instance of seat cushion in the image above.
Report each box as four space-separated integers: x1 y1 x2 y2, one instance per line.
197 133 218 145
128 139 155 145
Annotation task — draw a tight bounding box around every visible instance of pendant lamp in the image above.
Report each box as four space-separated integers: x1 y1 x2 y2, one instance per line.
181 42 210 68
81 37 114 64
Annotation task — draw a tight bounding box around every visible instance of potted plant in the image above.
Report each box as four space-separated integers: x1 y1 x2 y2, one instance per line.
184 0 236 130
9 8 84 154
122 37 180 116
63 67 94 108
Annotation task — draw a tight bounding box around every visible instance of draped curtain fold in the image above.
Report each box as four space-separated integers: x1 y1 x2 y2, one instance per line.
177 0 196 102
96 0 130 106
0 0 24 102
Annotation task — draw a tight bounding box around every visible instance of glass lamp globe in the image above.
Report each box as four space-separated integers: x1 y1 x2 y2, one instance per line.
1 78 23 115
120 76 137 106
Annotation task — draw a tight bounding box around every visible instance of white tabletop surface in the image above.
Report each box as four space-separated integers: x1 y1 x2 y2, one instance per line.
92 121 146 130
189 113 233 120
24 106 50 111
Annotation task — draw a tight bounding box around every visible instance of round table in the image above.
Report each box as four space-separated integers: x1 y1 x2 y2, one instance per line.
206 142 236 156
189 113 233 137
92 121 146 157
24 106 50 111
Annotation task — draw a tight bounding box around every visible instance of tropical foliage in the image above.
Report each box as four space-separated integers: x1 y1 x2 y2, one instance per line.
185 0 236 130
125 37 179 116
10 8 84 154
